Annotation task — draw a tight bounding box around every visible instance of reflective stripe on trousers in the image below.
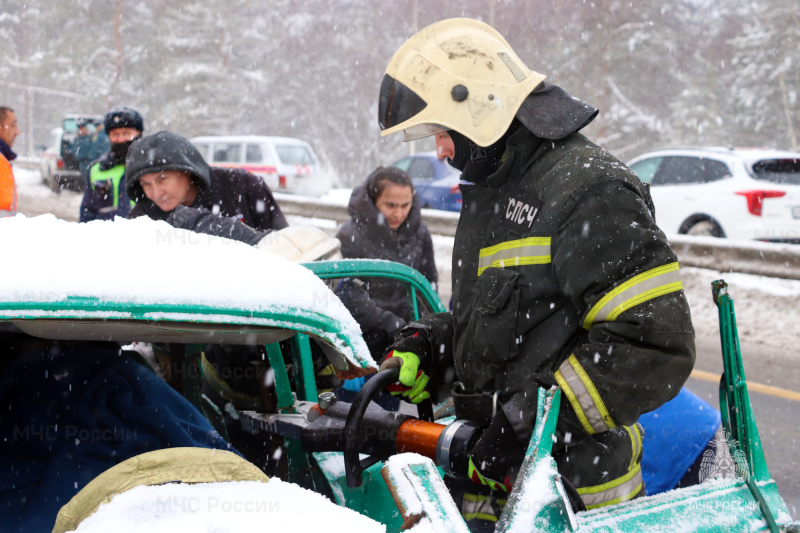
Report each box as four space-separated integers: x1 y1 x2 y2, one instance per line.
577 462 644 509
461 492 507 523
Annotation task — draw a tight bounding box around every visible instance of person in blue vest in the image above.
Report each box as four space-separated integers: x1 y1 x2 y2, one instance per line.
79 107 143 222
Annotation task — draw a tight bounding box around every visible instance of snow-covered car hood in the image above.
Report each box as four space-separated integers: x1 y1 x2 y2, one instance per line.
0 215 375 375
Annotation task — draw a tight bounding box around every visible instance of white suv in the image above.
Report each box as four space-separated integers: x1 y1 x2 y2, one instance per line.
627 147 800 243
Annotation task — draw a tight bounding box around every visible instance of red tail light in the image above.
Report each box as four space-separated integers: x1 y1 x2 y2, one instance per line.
279 175 287 188
56 158 64 170
735 190 786 216
449 184 460 194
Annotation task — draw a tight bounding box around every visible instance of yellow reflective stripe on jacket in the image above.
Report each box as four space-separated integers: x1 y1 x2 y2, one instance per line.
624 424 643 471
89 163 126 209
477 237 551 276
577 463 644 509
582 262 683 329
555 354 615 435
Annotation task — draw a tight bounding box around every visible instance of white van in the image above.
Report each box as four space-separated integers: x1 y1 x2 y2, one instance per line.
190 135 332 197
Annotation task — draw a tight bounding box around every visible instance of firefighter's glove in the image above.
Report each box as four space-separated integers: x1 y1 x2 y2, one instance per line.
467 410 527 493
380 351 430 404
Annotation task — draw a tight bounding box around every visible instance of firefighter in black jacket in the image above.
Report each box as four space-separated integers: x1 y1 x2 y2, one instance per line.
377 18 695 526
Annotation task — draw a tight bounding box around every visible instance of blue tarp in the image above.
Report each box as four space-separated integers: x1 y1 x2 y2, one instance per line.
0 335 235 532
640 387 721 495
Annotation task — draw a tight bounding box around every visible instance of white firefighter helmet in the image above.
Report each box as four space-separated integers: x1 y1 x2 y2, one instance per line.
379 18 547 147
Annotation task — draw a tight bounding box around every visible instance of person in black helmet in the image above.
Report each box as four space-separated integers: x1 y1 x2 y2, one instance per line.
376 18 695 527
79 107 143 222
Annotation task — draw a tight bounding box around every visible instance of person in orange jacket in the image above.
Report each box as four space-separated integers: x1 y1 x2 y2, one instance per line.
0 106 20 216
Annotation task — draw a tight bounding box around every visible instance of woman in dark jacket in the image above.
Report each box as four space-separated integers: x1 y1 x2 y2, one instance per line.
335 166 437 358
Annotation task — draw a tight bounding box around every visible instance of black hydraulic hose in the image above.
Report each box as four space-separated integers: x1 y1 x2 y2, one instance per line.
417 398 434 422
344 367 400 488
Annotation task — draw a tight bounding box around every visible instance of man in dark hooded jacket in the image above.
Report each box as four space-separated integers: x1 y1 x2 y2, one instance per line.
376 18 695 527
125 131 287 232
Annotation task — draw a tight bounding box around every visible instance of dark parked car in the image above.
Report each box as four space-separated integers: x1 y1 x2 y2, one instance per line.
390 152 462 212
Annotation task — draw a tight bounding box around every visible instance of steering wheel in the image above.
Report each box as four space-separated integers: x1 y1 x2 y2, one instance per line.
343 367 434 488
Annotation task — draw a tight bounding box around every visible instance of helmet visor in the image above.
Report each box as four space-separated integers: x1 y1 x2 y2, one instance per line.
378 74 428 131
401 123 448 142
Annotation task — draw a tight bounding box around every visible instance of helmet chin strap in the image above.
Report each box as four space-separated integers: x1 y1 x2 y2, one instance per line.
447 120 520 184
446 129 473 172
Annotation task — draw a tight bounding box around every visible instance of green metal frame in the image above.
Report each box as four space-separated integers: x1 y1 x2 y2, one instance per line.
0 297 366 362
314 453 403 529
303 259 448 318
289 333 318 402
265 343 296 411
0 291 374 432
713 280 782 532
261 258 447 408
263 259 449 527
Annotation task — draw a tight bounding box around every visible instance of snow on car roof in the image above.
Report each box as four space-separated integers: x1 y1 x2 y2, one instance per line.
630 146 800 162
72 479 384 533
0 215 374 371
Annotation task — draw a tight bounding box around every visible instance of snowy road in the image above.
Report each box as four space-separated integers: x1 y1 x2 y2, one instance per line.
12 166 800 514
14 167 83 220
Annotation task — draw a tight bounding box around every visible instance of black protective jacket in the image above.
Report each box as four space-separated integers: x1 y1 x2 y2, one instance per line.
396 127 695 447
335 178 437 342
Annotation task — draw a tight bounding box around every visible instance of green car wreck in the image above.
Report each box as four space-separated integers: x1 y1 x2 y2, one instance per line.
0 215 796 532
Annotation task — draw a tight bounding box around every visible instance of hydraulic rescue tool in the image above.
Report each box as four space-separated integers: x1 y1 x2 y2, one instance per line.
241 367 480 487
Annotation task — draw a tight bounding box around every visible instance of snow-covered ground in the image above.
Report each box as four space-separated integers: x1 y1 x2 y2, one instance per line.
14 166 83 220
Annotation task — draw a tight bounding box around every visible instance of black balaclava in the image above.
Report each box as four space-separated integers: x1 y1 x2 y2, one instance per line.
447 119 521 185
108 136 140 166
102 106 145 168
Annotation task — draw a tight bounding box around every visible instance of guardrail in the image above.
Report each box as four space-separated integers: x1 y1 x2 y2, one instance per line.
13 156 43 170
14 168 800 281
276 193 800 281
274 193 461 237
668 235 800 281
